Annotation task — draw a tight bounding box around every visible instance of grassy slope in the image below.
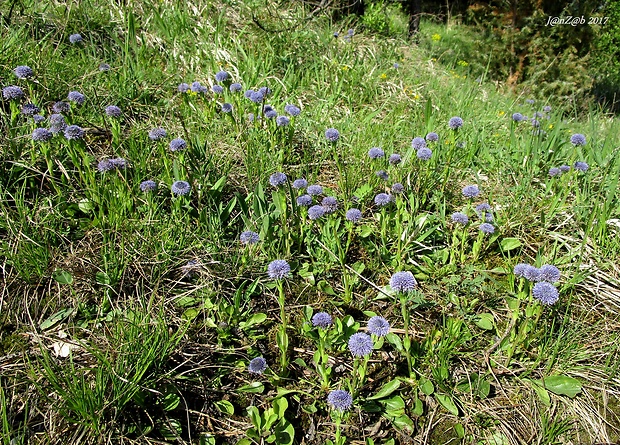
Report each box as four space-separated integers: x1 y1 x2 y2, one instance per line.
1 0 620 444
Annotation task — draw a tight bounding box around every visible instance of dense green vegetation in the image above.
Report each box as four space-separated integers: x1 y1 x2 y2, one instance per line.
1 0 620 444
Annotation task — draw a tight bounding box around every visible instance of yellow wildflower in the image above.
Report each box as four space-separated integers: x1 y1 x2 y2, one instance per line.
432 34 441 41
380 73 387 79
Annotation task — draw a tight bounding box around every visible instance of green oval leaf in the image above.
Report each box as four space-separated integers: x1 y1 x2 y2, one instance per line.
52 269 73 285
238 382 265 393
435 393 459 416
543 375 582 398
500 237 522 252
474 313 495 331
214 400 235 415
367 379 401 400
40 308 73 330
239 313 267 330
419 377 435 396
162 392 181 411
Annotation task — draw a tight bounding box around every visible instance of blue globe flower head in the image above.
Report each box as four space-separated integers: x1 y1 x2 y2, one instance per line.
513 263 530 278
325 128 340 142
570 133 586 146
346 208 362 222
485 213 494 222
105 105 121 117
312 312 332 328
411 137 426 149
526 99 535 105
140 180 157 192
390 271 417 293
296 194 312 206
321 196 338 213
532 282 559 305
169 138 187 152
512 112 524 122
64 124 84 140
531 118 540 128
533 111 545 119
53 101 70 113
14 65 34 79
250 91 264 103
307 185 323 196
479 223 495 235
97 160 114 172
559 165 571 173
548 167 561 177
32 128 52 142
543 105 552 112
417 147 432 161
149 127 167 141
538 264 560 283
374 193 392 206
230 83 242 92
367 316 390 337
171 180 191 196
178 83 190 93
109 157 128 168
67 91 85 105
284 104 301 116
248 357 267 374
215 70 229 82
212 85 224 94
244 89 255 99
21 103 40 116
333 31 339 38
389 153 401 165
327 390 353 411
449 116 464 130
348 332 373 357
240 230 260 245
574 161 589 172
269 172 287 187
191 82 208 94
55 113 77 131
393 62 399 69
308 205 325 220
376 170 389 181
462 185 480 198
425 132 439 142
292 178 308 189
391 183 404 194
475 202 491 214
49 113 66 128
523 265 540 282
276 115 290 126
368 147 385 159
32 114 45 124
69 33 83 43
347 28 355 37
267 259 291 279
99 63 111 72
3 86 24 100
259 87 272 97
451 212 469 225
